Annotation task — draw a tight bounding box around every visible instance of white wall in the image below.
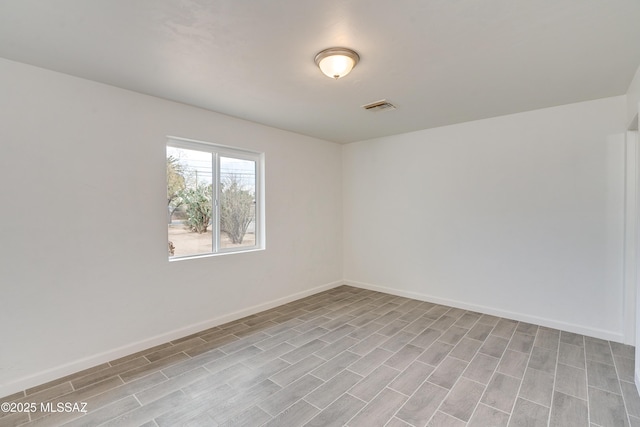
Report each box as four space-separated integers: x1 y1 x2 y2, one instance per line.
0 58 343 396
344 96 628 341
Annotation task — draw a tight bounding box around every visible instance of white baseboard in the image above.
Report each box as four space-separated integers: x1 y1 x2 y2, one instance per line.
344 279 625 343
0 280 344 398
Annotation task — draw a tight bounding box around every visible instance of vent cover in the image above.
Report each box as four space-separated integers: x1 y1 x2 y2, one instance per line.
362 99 396 112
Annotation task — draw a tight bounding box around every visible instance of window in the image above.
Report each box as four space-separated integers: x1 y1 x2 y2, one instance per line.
167 137 263 259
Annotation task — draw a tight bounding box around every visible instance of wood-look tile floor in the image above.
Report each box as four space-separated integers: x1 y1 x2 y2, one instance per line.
2 285 639 426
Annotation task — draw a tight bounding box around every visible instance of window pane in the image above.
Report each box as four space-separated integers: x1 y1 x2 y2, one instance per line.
220 156 256 249
167 147 213 257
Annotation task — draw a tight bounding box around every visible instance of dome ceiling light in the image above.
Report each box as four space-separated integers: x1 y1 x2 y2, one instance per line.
314 47 360 79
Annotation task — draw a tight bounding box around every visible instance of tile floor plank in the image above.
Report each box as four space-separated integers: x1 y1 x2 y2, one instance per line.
509 397 550 427
396 381 448 426
559 342 586 369
388 361 434 396
468 403 510 427
64 395 141 427
549 391 588 427
622 380 640 418
615 355 635 383
101 390 188 427
384 344 424 370
218 404 272 427
349 365 401 402
428 356 468 389
481 373 521 413
348 348 394 376
528 346 557 375
305 394 366 427
519 367 555 407
348 387 407 427
427 411 466 426
310 351 360 381
535 329 560 352
479 335 510 358
587 359 622 394
262 400 318 427
508 332 536 354
585 338 615 365
305 370 362 408
463 352 500 385
555 363 587 400
497 349 528 380
258 374 323 416
467 323 494 341
439 377 485 422
417 341 455 366
588 386 630 427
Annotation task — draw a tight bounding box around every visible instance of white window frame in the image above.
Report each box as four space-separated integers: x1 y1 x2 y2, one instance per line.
167 136 264 260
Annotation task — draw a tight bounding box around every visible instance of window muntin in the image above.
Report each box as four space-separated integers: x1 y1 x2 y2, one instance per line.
167 138 262 259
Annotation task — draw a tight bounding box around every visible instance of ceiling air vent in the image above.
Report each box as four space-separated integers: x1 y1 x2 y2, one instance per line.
362 99 396 112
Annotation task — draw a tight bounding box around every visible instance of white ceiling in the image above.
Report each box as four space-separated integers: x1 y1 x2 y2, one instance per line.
1 1 639 143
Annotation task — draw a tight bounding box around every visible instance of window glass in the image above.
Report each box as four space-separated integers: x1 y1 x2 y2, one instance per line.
220 156 257 250
167 139 262 259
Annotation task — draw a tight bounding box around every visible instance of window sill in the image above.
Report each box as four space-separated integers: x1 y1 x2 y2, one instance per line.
168 247 265 262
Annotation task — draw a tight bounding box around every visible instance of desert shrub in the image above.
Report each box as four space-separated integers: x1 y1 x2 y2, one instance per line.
220 175 254 244
180 185 212 233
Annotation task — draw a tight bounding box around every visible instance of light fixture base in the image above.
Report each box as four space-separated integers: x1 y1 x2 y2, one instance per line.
314 47 360 79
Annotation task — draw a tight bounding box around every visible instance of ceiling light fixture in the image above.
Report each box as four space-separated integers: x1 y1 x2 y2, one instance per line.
314 47 360 79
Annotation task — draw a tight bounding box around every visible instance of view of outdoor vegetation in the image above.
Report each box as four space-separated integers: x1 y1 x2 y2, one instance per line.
167 145 257 258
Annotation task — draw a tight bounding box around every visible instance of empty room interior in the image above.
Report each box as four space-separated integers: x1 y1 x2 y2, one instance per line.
3 1 640 426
